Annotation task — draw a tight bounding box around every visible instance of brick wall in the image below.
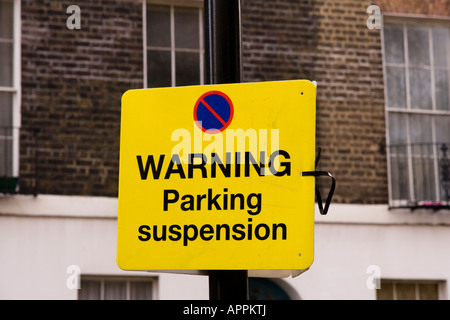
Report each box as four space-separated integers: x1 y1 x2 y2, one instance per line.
20 0 143 196
377 0 450 15
20 0 387 203
242 0 387 204
19 0 449 203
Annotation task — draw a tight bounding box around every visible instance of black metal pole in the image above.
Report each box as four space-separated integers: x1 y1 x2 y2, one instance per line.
204 0 248 300
204 0 242 84
208 270 248 300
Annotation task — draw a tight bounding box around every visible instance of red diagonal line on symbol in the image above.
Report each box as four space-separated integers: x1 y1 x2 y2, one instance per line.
200 98 227 126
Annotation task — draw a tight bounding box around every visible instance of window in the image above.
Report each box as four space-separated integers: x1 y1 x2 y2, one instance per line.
383 20 450 209
377 280 442 300
0 0 20 193
144 1 204 88
78 276 157 300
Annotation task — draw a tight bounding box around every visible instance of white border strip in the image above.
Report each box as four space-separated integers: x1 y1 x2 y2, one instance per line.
1 195 450 225
315 203 450 226
0 195 118 219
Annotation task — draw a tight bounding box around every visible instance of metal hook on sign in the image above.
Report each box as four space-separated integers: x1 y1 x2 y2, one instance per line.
301 148 336 215
301 170 335 215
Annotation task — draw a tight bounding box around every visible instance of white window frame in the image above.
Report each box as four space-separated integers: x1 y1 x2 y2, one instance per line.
79 275 158 300
382 14 450 207
143 0 204 88
0 0 21 178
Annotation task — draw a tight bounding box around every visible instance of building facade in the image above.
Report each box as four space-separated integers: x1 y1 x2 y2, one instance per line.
0 0 449 299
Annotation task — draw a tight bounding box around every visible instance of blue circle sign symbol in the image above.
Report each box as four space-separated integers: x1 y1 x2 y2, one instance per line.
194 91 234 133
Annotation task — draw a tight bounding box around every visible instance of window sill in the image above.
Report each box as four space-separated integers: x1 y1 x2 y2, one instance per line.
389 200 450 211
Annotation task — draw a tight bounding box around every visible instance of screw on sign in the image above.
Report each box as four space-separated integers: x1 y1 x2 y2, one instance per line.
193 91 234 133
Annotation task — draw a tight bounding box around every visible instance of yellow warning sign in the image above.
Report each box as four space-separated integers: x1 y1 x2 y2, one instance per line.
117 80 317 271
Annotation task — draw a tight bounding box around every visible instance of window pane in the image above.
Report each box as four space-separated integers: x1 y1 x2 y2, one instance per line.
175 7 199 49
388 113 409 201
384 24 405 64
0 42 13 86
388 112 408 145
78 280 101 300
104 281 126 300
409 68 432 110
410 114 432 143
389 148 410 201
407 25 430 66
0 92 13 176
435 116 450 200
434 116 450 144
147 50 172 88
435 70 449 111
410 115 435 201
0 0 13 39
396 283 416 300
432 27 450 67
386 66 407 109
412 143 436 201
147 5 171 47
378 281 440 300
176 51 200 86
130 281 153 300
0 91 12 127
419 283 439 300
0 128 13 176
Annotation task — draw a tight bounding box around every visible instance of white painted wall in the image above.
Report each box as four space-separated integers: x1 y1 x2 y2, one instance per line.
287 223 450 299
0 195 208 300
0 195 449 299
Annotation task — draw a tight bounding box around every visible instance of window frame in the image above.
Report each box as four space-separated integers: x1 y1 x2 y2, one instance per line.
143 0 204 88
382 14 450 207
377 279 445 300
0 0 20 180
78 275 158 300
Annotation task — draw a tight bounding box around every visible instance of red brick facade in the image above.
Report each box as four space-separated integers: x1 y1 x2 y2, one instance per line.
377 0 450 15
242 0 387 204
17 0 450 204
20 0 143 196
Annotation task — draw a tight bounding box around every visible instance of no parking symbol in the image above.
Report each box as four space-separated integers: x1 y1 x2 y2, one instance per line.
193 91 234 133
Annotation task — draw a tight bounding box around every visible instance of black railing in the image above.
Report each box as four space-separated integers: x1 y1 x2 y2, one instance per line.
388 142 450 210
